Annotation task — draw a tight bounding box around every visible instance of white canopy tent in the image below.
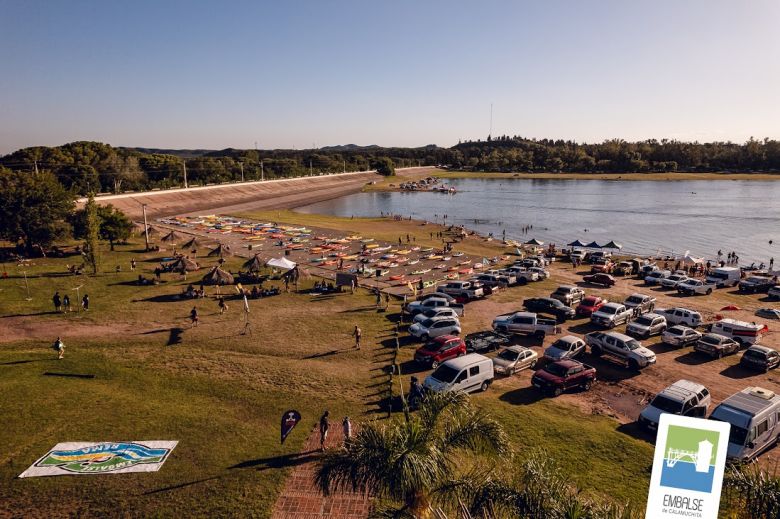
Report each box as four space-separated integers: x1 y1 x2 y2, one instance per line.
679 251 704 265
266 257 297 270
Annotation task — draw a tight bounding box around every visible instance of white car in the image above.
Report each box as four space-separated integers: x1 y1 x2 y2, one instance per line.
591 303 634 328
413 307 460 324
676 278 715 296
644 270 671 286
660 274 690 289
656 307 702 328
409 316 461 341
528 266 550 280
661 325 702 347
626 313 667 339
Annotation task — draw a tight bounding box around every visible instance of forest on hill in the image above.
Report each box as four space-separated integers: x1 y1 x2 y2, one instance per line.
2 137 779 195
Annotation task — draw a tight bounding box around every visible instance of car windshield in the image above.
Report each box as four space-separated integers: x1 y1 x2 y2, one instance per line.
747 277 768 283
650 395 683 414
421 319 435 327
666 328 683 336
544 363 568 377
430 365 460 383
583 298 599 305
701 336 719 345
424 341 446 353
626 296 642 304
551 340 572 350
498 350 520 361
743 349 765 359
710 272 729 280
710 418 749 445
600 306 618 314
635 316 654 326
626 340 641 350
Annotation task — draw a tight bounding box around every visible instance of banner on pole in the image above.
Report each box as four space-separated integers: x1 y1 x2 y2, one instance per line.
19 441 178 478
281 410 301 444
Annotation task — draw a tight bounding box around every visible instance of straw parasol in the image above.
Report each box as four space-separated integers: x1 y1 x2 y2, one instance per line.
207 243 232 257
168 257 200 272
201 266 234 285
181 236 206 249
243 254 264 273
161 230 184 243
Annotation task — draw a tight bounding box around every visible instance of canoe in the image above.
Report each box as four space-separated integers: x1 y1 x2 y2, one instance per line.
365 243 379 249
442 256 452 261
446 273 459 280
453 252 464 257
396 249 411 255
411 269 431 275
459 268 473 275
447 266 459 272
389 275 405 281
433 264 447 270
458 259 472 265
420 247 434 252
408 259 420 265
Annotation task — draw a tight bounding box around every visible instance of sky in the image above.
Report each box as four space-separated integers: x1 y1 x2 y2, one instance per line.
1 0 779 154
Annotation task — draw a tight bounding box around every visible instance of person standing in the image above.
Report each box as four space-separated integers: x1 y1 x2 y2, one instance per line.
81 294 89 311
218 297 228 315
53 336 65 360
190 307 199 327
375 290 381 308
342 416 353 445
130 258 136 271
62 294 71 313
384 292 390 310
771 257 775 270
53 291 62 312
353 325 362 350
319 411 330 451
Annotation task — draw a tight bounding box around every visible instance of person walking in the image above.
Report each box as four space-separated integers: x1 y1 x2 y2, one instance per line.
218 296 228 315
62 294 71 313
81 294 89 311
342 416 353 445
319 410 330 451
190 307 199 327
375 290 381 308
771 257 775 270
130 258 136 271
53 336 65 360
384 292 390 310
352 325 362 350
53 291 62 312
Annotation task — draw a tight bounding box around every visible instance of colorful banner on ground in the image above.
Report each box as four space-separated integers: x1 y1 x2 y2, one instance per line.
19 441 178 478
280 410 301 444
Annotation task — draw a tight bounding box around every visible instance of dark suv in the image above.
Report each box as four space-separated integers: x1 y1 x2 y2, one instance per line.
740 345 780 372
414 335 466 369
738 276 775 294
523 297 576 323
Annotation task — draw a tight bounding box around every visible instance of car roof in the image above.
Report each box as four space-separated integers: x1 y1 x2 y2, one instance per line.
714 318 764 329
601 302 623 308
432 334 461 344
442 353 491 369
551 359 583 369
637 313 663 320
512 311 536 318
600 331 633 341
627 293 650 299
701 332 731 341
555 335 583 344
556 285 576 290
668 324 695 332
506 345 531 353
747 345 776 353
720 387 780 417
659 379 707 401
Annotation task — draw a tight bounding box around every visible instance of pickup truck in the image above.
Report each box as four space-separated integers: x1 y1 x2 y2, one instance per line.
585 331 657 370
623 293 656 314
485 270 517 286
503 266 538 284
407 297 464 316
550 285 585 306
492 312 561 339
437 280 484 300
523 298 575 323
531 359 596 397
590 302 635 328
739 276 776 294
464 330 512 353
676 278 716 296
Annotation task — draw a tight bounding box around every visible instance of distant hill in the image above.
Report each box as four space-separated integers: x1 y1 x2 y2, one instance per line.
319 144 381 151
122 147 215 158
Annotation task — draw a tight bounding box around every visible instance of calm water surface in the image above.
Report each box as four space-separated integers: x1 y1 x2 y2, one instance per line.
297 178 780 264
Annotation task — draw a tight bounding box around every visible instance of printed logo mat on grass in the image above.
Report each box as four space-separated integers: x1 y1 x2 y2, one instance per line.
19 441 178 478
646 415 729 519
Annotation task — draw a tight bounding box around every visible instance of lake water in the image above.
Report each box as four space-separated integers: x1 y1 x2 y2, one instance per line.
297 177 780 264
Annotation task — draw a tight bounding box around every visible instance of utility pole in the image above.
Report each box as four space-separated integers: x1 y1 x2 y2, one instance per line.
260 160 264 181
343 160 346 173
309 160 312 176
182 160 188 189
239 162 244 182
142 204 150 251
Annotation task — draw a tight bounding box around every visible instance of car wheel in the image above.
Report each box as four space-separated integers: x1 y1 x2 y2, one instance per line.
735 338 745 347
529 360 537 369
518 278 527 286
421 333 430 342
431 360 440 369
628 359 640 371
582 379 593 390
479 380 489 392
706 289 712 295
717 351 724 359
552 386 563 397
592 346 602 357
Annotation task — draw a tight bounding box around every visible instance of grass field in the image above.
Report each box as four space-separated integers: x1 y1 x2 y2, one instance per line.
434 170 780 181
2 238 656 515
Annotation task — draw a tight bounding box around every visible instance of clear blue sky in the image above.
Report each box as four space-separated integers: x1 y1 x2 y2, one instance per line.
1 0 778 154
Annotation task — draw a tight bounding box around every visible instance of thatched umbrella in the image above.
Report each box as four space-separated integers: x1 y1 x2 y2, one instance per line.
243 254 264 273
207 243 232 257
161 230 184 244
134 224 159 239
181 236 206 249
169 257 200 272
201 266 234 285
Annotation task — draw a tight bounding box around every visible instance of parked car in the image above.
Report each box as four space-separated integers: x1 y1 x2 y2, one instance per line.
576 296 606 317
409 316 461 341
590 258 614 274
694 333 740 358
661 325 702 347
407 297 463 316
709 318 767 346
739 275 776 294
590 302 634 328
523 297 575 322
677 278 716 296
585 331 656 370
492 311 561 338
768 285 780 300
709 387 780 461
588 251 612 263
638 380 711 431
612 261 635 276
503 266 538 284
639 264 659 279
656 307 702 328
756 308 780 320
527 266 549 280
492 346 538 375
706 266 741 288
740 345 780 372
423 354 494 394
414 335 466 368
644 270 671 286
413 307 461 324
544 335 587 361
464 331 512 353
626 313 667 339
472 273 506 289
660 273 690 289
531 360 596 397
582 273 616 287
550 285 585 306
623 293 656 314
437 280 484 300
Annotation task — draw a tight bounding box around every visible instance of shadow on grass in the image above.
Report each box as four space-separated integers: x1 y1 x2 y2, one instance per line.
616 422 655 445
143 475 223 495
0 311 59 319
0 359 49 366
138 326 184 346
398 360 428 376
228 450 320 471
302 347 356 360
499 386 545 406
43 372 95 379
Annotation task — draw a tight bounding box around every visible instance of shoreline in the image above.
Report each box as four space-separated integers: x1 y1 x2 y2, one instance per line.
434 170 780 181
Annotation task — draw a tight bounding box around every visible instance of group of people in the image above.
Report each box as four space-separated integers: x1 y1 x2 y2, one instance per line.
312 280 337 294
52 291 89 312
318 411 353 451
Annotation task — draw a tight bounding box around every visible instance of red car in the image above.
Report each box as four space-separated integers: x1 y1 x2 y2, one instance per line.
414 335 466 369
583 273 616 287
576 296 606 317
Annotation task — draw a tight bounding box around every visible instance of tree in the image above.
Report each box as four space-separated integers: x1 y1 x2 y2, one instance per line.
315 392 508 518
83 193 101 274
0 168 74 253
99 205 133 250
372 157 396 176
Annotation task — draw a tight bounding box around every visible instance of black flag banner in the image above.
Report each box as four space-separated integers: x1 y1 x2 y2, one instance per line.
280 410 301 444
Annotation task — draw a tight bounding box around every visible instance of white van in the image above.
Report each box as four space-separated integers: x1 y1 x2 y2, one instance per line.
709 387 780 461
706 266 741 288
710 318 768 346
423 353 494 394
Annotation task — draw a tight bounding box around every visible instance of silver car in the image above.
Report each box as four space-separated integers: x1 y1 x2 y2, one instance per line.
492 346 538 375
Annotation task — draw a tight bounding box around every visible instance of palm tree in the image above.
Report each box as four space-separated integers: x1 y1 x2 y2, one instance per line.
315 391 509 518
